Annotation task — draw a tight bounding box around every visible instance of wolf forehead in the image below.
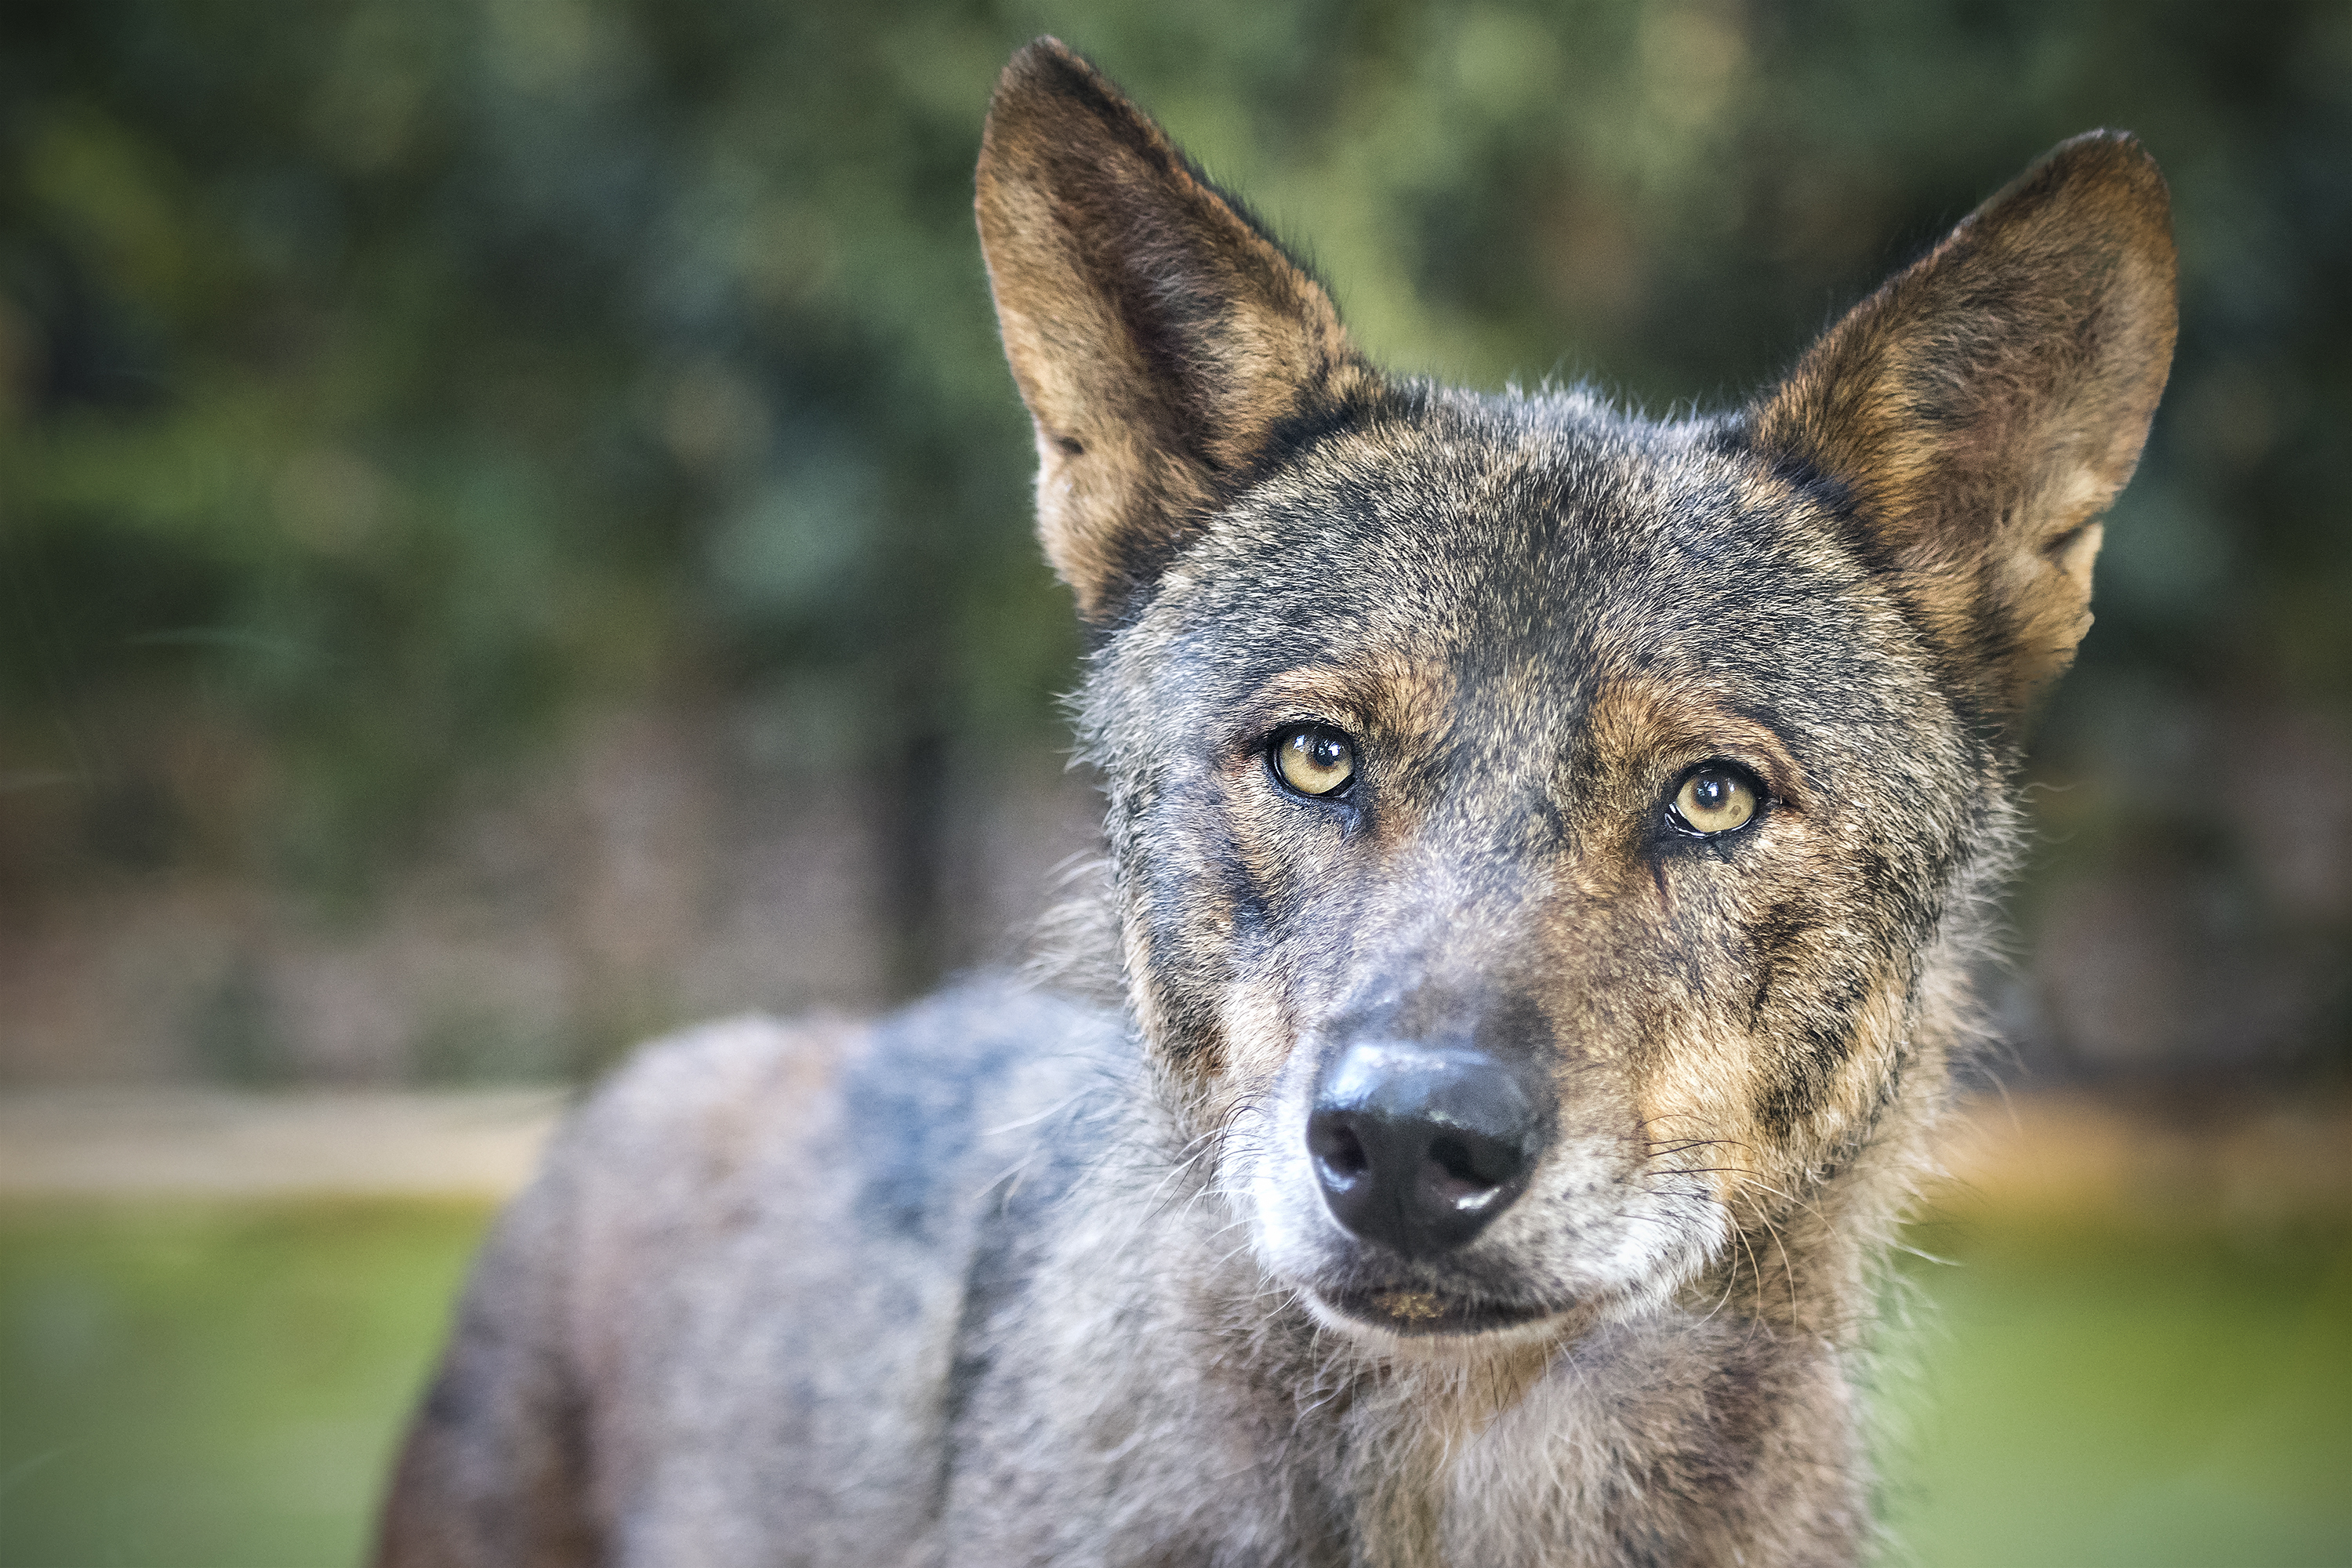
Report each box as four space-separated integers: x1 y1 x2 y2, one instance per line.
1103 387 1956 774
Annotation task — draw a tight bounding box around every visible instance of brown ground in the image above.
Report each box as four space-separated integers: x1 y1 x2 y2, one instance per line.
0 1083 2343 1208
1924 1087 2352 1221
0 1086 569 1198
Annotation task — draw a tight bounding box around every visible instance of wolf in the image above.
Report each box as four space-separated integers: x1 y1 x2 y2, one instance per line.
376 36 2175 1568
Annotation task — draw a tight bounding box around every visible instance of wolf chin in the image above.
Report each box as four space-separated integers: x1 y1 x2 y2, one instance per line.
377 37 2175 1568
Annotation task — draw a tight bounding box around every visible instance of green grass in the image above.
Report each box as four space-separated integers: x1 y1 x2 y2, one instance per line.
0 1203 488 1568
0 1203 2345 1568
1884 1217 2352 1567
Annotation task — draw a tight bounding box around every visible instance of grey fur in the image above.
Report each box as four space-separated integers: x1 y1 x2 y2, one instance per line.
376 39 2174 1568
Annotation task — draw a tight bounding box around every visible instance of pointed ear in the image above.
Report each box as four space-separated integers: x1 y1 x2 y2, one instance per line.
1751 132 2178 720
976 38 1378 622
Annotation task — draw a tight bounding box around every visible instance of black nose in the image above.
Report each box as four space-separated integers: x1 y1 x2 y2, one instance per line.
1307 1039 1552 1258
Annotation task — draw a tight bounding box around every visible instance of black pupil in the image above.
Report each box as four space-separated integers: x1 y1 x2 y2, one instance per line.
1311 735 1347 770
1692 771 1733 811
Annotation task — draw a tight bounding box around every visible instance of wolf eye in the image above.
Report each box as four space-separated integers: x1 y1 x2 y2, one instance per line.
1668 764 1760 837
1271 724 1357 798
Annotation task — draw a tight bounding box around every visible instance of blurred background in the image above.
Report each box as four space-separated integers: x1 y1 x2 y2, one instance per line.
0 0 2344 1564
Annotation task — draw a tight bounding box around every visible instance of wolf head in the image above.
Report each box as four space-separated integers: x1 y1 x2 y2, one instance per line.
978 39 2174 1343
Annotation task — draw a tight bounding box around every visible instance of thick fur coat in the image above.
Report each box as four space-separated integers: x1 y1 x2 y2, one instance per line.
376 38 2176 1568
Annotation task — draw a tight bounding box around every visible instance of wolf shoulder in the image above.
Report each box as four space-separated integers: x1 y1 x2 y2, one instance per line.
379 978 1129 1568
553 977 1118 1262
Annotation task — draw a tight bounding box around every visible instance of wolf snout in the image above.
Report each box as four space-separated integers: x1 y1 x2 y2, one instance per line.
1306 1039 1554 1258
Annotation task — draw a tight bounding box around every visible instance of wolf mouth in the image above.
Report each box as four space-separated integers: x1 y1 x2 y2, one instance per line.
1310 1283 1564 1338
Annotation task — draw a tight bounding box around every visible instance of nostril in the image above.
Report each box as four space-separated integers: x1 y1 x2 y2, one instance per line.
1422 1131 1524 1214
1427 1135 1490 1188
1308 1112 1370 1185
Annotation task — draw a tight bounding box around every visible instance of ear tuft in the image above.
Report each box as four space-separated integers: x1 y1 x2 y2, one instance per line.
977 38 1378 622
1751 131 2179 719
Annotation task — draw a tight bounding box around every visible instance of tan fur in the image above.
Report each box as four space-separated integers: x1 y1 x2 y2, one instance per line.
976 40 1381 621
1753 132 2178 719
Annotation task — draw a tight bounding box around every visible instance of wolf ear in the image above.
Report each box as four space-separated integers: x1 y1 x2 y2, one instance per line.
977 38 1377 622
1751 132 2178 720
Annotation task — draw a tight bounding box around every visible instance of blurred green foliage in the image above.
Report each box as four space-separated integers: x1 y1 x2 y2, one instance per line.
0 1200 2343 1566
0 1 2345 1035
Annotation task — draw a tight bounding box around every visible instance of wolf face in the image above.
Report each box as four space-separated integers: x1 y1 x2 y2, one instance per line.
978 39 2173 1346
1086 412 1965 1341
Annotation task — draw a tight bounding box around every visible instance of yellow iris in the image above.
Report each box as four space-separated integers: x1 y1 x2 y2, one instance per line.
1675 766 1757 834
1276 726 1356 797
